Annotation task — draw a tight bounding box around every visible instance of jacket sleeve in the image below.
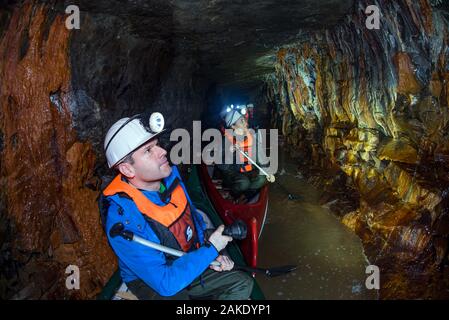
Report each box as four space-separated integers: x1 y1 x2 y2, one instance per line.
106 202 218 297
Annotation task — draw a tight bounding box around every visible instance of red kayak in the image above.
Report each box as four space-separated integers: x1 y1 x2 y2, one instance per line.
199 164 269 268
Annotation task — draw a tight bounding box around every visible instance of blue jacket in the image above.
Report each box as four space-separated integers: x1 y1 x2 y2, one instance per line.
104 166 218 296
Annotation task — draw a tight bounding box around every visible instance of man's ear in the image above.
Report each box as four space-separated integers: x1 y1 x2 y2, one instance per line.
117 162 135 179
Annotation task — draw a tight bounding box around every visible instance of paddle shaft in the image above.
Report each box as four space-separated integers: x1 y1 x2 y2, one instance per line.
131 233 295 276
132 234 220 267
114 229 296 276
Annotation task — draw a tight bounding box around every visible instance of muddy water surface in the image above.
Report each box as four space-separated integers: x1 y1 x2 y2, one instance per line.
256 151 378 300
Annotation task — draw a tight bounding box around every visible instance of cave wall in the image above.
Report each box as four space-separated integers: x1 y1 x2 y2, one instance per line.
0 1 207 299
265 0 449 298
4 0 449 300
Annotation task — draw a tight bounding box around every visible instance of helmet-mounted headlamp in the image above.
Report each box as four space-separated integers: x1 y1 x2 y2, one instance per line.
104 112 165 168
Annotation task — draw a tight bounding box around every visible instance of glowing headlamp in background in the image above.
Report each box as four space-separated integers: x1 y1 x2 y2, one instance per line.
225 104 247 115
238 106 247 115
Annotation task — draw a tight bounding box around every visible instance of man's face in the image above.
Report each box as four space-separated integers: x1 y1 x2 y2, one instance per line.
124 139 172 182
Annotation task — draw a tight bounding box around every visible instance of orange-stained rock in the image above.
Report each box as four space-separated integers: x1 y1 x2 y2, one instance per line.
0 3 116 299
266 0 449 299
429 72 442 97
394 52 422 95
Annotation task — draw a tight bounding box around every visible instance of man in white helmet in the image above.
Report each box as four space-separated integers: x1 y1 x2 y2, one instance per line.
218 108 267 203
99 113 254 299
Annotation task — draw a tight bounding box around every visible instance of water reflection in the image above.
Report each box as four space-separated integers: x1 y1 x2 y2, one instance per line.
256 151 378 300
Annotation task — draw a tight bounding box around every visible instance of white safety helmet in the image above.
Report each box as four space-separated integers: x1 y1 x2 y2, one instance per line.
224 109 244 128
104 112 165 168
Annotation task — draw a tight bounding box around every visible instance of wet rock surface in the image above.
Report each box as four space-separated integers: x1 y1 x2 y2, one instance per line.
0 2 117 299
70 0 353 92
266 0 449 298
0 1 207 299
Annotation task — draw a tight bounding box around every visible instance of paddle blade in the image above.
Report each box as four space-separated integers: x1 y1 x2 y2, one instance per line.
266 265 298 277
235 264 298 277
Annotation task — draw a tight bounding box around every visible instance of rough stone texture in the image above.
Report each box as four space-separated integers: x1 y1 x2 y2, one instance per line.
4 0 449 300
0 2 117 299
69 0 353 94
265 0 449 298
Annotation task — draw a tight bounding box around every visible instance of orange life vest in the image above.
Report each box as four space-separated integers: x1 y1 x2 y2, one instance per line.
103 174 197 252
225 131 253 173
